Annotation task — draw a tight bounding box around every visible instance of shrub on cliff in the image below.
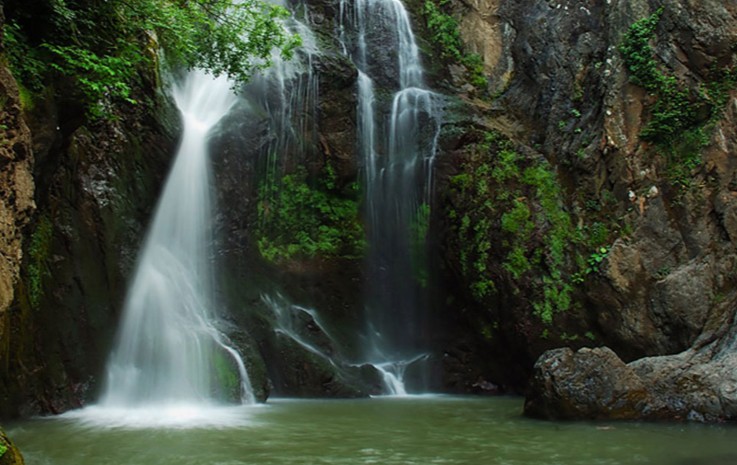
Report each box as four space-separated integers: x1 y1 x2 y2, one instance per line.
2 0 299 117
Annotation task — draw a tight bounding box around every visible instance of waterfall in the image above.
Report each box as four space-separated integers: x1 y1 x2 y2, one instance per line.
99 70 254 414
241 10 319 183
340 0 443 394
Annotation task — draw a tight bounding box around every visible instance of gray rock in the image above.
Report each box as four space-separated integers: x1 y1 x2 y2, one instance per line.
524 347 656 420
525 315 737 421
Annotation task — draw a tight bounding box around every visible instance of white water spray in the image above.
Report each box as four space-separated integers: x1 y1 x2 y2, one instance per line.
96 70 254 423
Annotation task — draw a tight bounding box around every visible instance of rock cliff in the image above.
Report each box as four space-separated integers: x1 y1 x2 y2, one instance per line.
1 0 736 421
431 0 737 418
0 12 34 363
0 5 179 415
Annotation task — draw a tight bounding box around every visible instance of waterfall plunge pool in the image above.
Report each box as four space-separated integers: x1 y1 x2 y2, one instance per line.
8 396 737 465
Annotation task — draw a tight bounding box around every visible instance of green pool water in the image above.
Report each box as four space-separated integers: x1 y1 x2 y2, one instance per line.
7 396 737 465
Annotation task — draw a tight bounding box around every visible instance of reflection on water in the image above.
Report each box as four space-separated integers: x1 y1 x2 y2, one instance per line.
8 397 737 465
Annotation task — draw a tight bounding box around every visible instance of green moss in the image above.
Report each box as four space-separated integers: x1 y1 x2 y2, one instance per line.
212 350 241 400
503 245 531 279
27 215 54 309
410 203 432 288
448 130 581 323
500 200 533 238
256 165 365 263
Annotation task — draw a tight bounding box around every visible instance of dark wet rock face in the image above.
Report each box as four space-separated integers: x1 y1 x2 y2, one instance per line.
0 12 178 414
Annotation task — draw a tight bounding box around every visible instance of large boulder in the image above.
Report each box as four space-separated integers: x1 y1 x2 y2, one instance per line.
524 347 656 420
525 309 737 422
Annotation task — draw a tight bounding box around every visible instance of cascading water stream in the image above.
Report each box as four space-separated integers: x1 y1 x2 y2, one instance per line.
340 0 443 395
241 6 319 182
81 70 255 426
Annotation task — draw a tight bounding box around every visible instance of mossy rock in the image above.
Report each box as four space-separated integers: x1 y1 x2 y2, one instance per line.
0 430 24 465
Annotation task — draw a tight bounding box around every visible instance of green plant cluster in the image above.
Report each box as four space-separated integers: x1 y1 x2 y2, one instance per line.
448 132 625 326
448 131 579 324
27 215 54 309
619 7 737 187
572 246 610 284
256 165 365 263
422 0 486 89
3 0 300 117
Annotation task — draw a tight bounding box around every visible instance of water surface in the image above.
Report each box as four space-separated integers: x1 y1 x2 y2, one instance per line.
8 397 737 465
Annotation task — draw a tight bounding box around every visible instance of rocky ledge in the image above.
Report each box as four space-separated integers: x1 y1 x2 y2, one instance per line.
524 309 737 422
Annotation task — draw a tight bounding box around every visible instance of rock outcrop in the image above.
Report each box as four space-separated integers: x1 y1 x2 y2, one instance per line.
0 64 34 322
525 321 737 421
433 0 737 403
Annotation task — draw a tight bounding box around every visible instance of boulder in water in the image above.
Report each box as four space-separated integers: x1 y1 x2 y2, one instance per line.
524 331 737 422
524 347 655 420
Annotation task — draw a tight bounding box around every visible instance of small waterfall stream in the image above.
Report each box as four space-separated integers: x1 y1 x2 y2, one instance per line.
241 7 319 182
86 70 254 426
340 0 443 394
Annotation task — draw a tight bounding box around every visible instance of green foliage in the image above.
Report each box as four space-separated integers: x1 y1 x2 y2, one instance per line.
491 150 520 182
503 245 531 279
27 215 54 309
520 164 576 322
619 7 737 187
256 165 365 263
4 0 299 117
422 0 487 91
586 222 610 245
449 130 580 322
450 173 472 191
2 22 47 92
618 8 665 92
0 442 6 458
450 164 496 299
572 246 610 284
450 130 629 326
500 200 533 238
423 0 463 61
43 42 144 118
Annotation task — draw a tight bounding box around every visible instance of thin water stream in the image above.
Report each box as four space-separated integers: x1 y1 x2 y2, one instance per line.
9 397 737 465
